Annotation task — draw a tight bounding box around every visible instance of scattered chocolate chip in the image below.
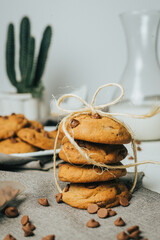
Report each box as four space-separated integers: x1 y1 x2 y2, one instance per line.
38 198 49 206
21 215 29 225
108 209 117 217
97 208 108 218
137 146 142 151
55 193 62 203
120 197 130 207
85 183 98 189
117 231 129 240
129 230 141 239
5 207 19 218
87 204 99 214
70 119 80 128
114 217 125 226
128 156 134 160
25 222 36 231
64 184 70 192
127 225 139 234
97 202 106 208
22 223 35 237
86 219 100 228
90 113 101 119
3 234 16 240
42 235 55 240
135 140 141 145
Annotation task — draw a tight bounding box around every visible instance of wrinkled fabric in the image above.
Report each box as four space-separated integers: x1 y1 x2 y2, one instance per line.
0 170 159 240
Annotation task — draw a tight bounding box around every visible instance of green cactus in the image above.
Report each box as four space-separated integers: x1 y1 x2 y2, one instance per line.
6 16 52 98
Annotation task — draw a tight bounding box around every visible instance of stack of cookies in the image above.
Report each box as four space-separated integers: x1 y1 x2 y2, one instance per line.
0 113 62 154
58 113 131 209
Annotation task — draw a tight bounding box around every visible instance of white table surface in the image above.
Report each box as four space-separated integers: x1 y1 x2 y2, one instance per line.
126 141 160 193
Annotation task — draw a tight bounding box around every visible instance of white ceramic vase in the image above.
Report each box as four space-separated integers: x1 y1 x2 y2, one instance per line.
0 92 47 121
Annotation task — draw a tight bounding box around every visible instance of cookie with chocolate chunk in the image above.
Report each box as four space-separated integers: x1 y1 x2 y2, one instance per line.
62 181 131 209
28 120 44 129
17 128 61 150
0 113 28 140
0 137 38 154
59 140 127 165
59 113 131 144
58 163 126 183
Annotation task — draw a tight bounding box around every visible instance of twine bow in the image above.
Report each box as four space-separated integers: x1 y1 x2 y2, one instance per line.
53 83 160 194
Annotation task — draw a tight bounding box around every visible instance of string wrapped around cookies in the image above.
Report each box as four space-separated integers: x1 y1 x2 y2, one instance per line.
52 83 160 206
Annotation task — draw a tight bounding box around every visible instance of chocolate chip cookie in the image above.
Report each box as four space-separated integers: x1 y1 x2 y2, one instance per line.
17 128 61 150
59 140 127 165
58 163 126 183
59 113 131 144
0 113 28 140
0 137 38 154
62 180 131 209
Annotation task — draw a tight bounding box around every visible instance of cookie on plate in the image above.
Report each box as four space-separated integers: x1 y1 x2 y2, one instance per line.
59 113 131 144
0 113 28 140
17 128 61 150
62 181 131 209
0 137 38 154
58 163 126 183
59 140 127 165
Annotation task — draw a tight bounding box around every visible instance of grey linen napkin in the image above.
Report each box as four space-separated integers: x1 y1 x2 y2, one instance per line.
0 170 159 240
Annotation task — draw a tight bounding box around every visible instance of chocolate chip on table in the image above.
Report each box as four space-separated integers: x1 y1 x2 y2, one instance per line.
117 231 129 240
87 204 99 214
64 184 70 192
128 156 134 160
114 217 125 226
86 219 100 228
127 225 139 234
70 119 80 128
5 207 19 218
25 222 36 231
135 140 141 145
90 113 101 119
38 198 49 206
137 146 142 151
22 222 36 234
97 208 108 218
120 197 130 207
129 230 141 239
42 235 55 240
21 215 29 225
3 234 16 240
55 193 62 203
108 209 117 217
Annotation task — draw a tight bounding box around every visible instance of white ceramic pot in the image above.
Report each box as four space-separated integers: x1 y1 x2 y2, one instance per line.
0 92 47 121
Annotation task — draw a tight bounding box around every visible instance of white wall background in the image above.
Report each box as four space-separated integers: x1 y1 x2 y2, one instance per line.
1 0 160 115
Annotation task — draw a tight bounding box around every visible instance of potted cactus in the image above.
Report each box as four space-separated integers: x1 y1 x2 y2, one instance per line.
0 16 52 120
